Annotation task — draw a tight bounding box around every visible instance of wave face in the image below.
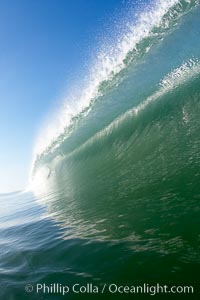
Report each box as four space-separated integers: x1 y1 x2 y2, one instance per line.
30 0 200 245
1 1 200 299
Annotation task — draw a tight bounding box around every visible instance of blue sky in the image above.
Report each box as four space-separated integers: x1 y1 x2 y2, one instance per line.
0 0 128 192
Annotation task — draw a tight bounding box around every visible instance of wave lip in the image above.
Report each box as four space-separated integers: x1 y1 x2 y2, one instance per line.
31 0 199 180
58 58 200 161
28 0 200 243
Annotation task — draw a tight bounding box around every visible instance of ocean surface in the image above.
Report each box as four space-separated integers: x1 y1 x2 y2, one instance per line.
1 0 200 299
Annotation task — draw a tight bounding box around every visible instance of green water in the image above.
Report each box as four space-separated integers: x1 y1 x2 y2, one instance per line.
1 0 200 299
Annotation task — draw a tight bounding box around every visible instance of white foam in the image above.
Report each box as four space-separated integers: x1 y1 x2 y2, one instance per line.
31 0 199 181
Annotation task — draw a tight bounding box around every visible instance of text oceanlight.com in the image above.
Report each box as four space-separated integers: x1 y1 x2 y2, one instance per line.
25 283 194 296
